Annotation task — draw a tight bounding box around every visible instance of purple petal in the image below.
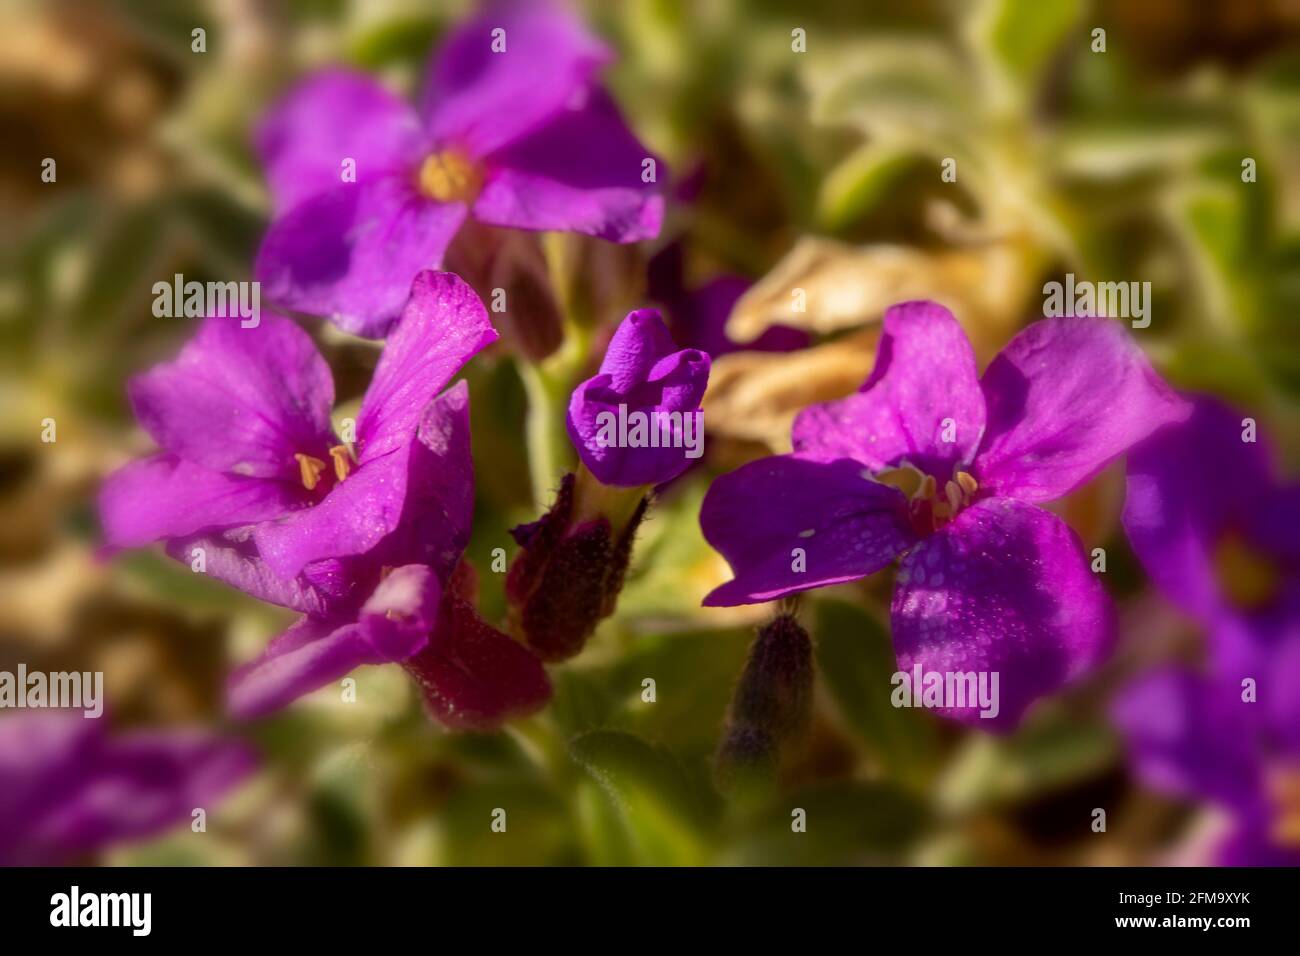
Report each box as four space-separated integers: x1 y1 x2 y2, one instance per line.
473 89 664 242
793 301 985 481
128 311 335 481
255 178 467 339
701 455 916 606
254 273 494 580
363 381 475 579
164 530 338 615
1110 666 1262 812
422 0 611 157
891 497 1113 730
0 713 253 865
228 565 440 718
355 272 496 464
1123 394 1283 618
973 316 1189 503
99 455 303 549
567 309 710 487
256 68 423 213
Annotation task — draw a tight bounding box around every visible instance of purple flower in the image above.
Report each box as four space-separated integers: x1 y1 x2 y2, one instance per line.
225 386 551 726
1122 395 1300 683
1111 396 1300 865
255 1 663 338
100 271 496 589
567 309 711 488
0 712 253 865
700 301 1189 729
96 272 548 725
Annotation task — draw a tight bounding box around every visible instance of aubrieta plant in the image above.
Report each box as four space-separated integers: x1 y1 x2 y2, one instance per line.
64 0 1297 870
255 0 662 338
701 302 1189 729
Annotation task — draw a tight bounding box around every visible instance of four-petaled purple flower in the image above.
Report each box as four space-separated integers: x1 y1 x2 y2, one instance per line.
255 0 663 338
1112 395 1300 865
0 713 253 865
99 271 548 725
700 301 1189 729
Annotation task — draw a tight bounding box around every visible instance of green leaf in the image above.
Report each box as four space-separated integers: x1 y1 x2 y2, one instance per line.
569 729 710 865
813 599 939 787
975 0 1082 99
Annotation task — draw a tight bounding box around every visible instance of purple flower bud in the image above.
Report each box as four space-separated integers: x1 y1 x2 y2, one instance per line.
506 472 647 661
567 309 710 488
715 613 813 782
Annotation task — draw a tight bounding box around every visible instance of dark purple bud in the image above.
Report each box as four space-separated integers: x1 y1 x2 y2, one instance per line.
715 613 813 781
506 472 648 661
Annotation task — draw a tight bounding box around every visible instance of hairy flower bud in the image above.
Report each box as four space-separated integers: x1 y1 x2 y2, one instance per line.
715 613 813 783
506 471 647 661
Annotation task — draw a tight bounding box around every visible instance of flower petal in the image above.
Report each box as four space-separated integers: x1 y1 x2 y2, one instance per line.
422 0 611 156
792 301 985 481
974 316 1189 503
1123 394 1283 618
1110 666 1262 812
128 311 335 481
99 455 303 549
256 68 423 213
255 179 467 339
473 89 664 242
891 497 1113 729
228 564 440 718
1 713 253 865
567 309 709 486
701 455 916 606
356 271 497 464
363 381 475 579
164 530 339 615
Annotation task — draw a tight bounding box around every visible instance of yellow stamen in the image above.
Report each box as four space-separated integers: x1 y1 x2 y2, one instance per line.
417 149 483 203
916 474 937 502
944 480 962 515
330 444 356 483
956 471 979 499
1214 532 1280 610
295 453 327 491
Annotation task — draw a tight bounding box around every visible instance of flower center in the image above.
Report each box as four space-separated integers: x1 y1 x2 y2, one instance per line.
294 444 355 492
417 149 483 204
1266 764 1300 848
876 466 978 535
1213 531 1280 610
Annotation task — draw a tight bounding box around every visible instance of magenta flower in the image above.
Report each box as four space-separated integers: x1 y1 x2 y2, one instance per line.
1121 395 1300 684
225 386 551 726
100 271 496 588
0 713 253 865
1111 396 1300 865
96 272 548 726
567 309 711 488
701 301 1189 728
255 1 663 338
